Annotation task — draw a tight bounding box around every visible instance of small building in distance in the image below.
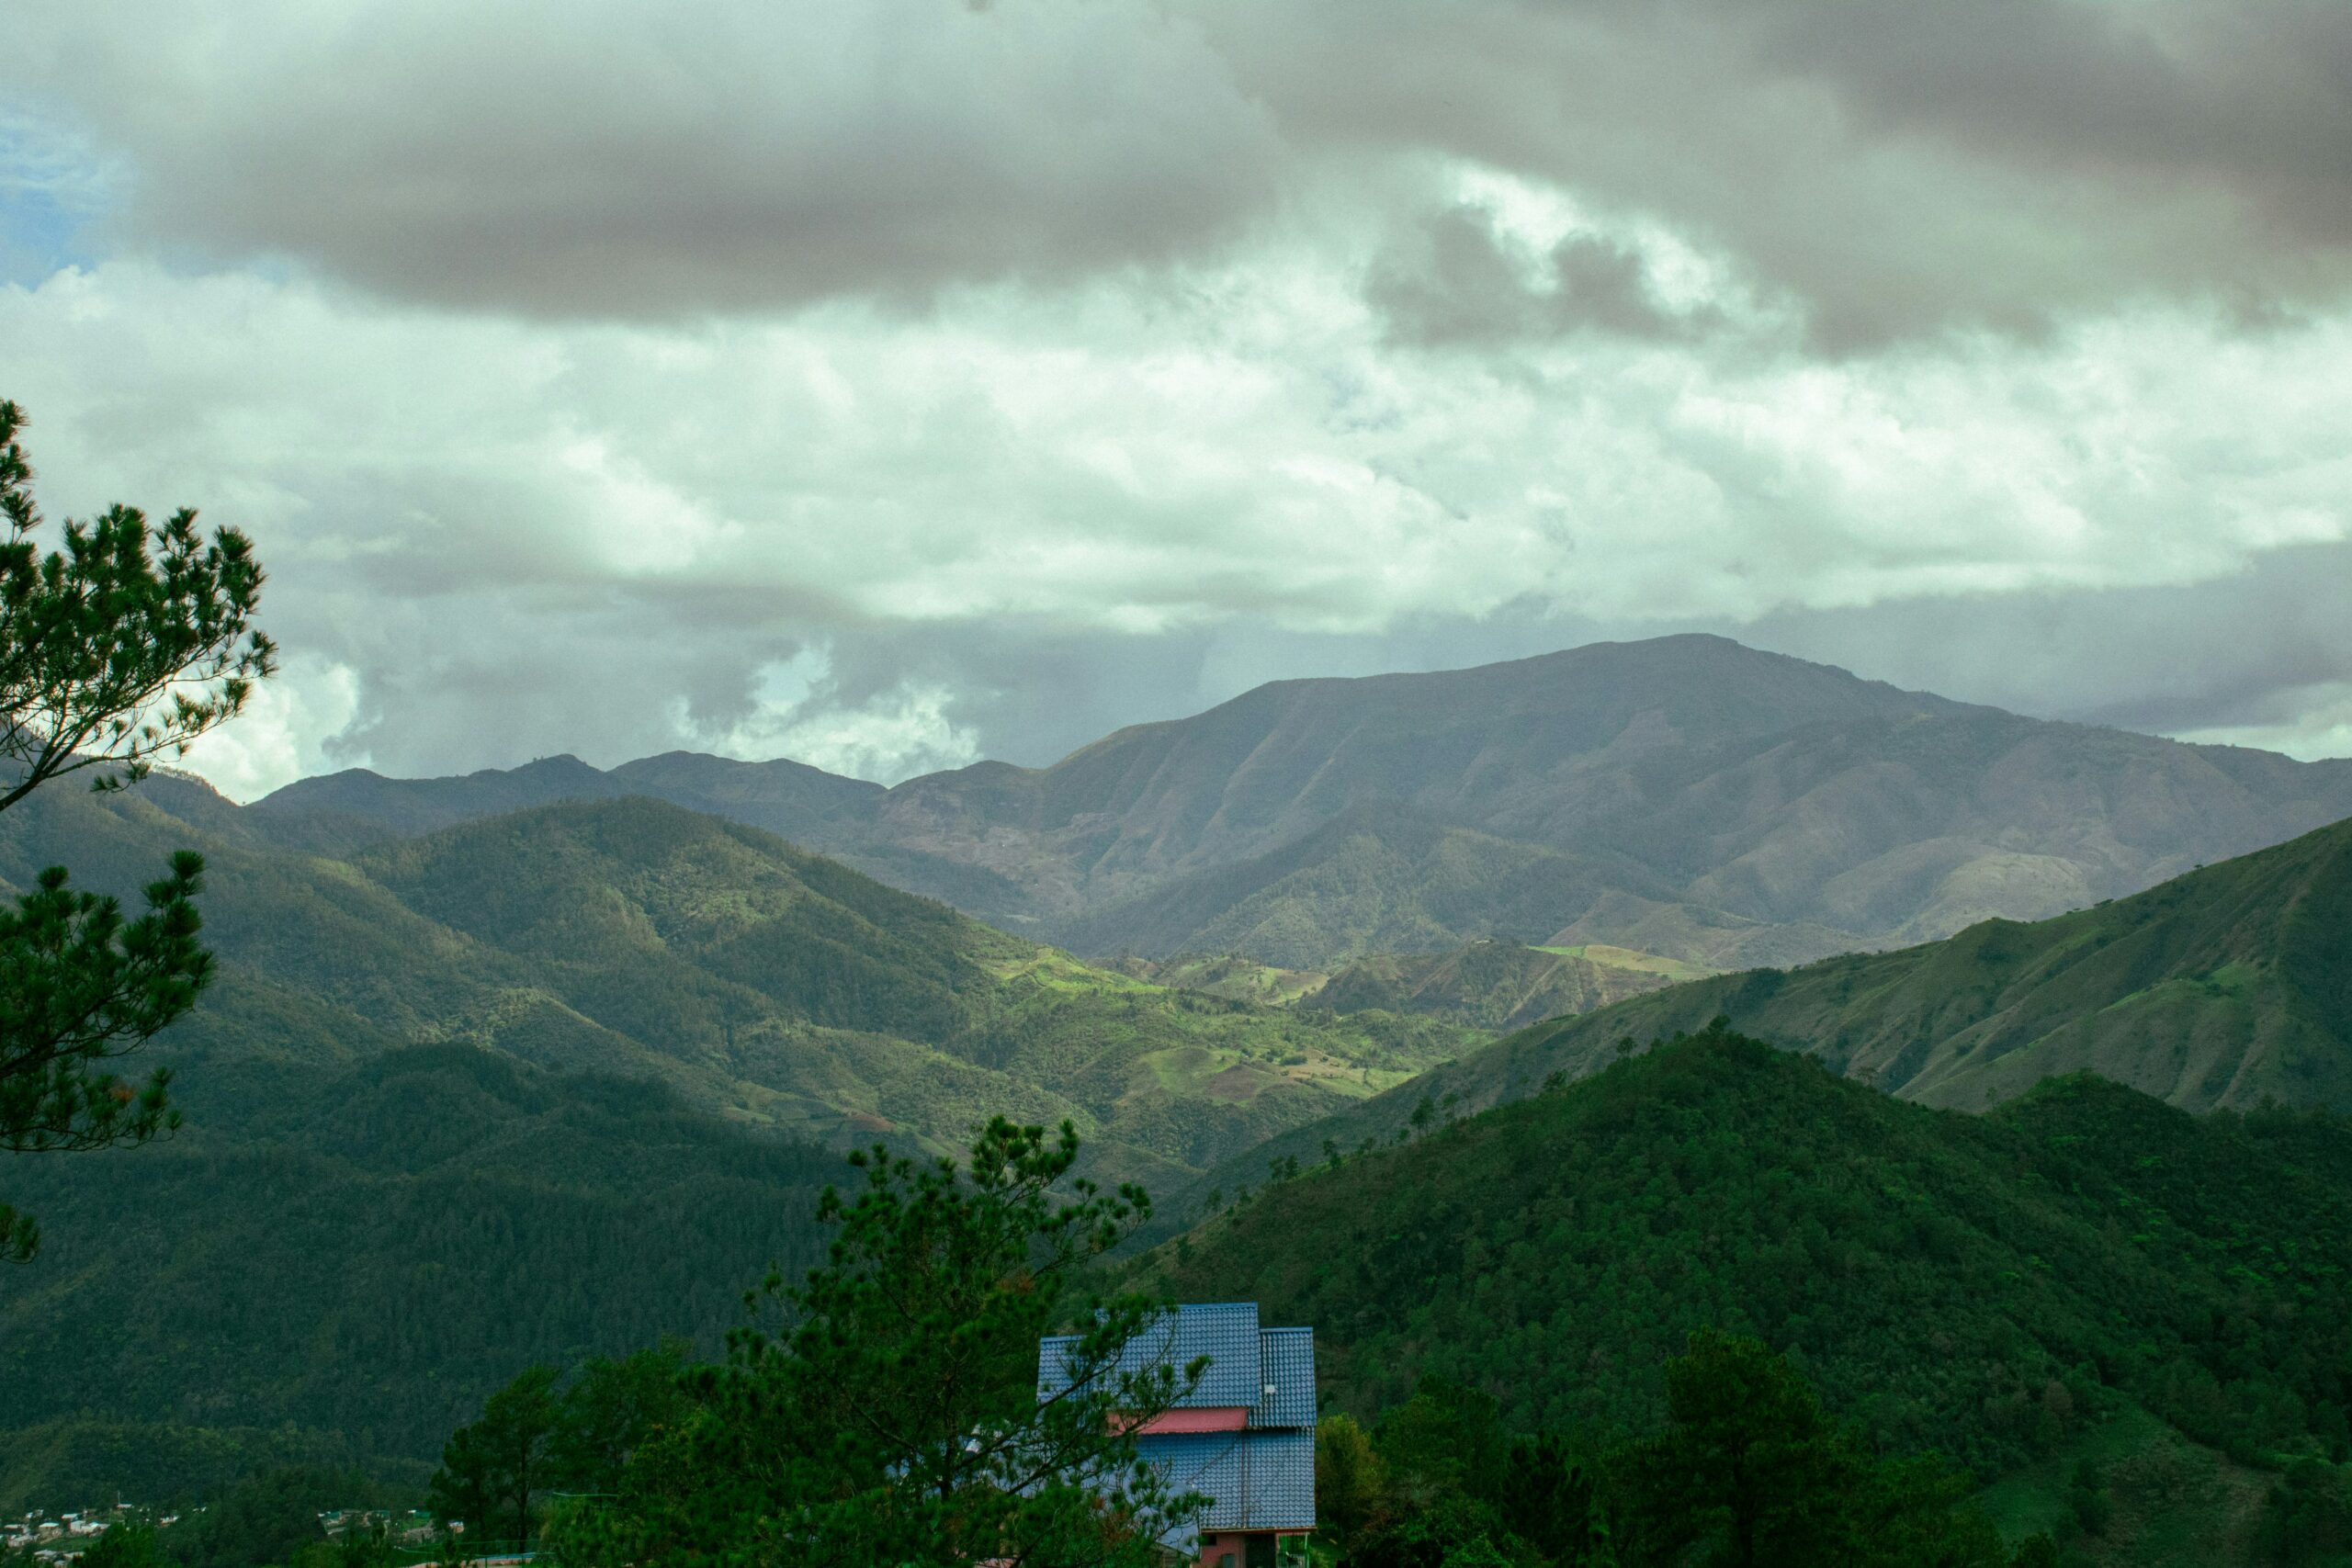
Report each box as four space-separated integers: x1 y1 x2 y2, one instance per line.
1038 1302 1315 1568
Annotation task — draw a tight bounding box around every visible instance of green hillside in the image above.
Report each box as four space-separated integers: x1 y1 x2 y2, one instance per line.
342 798 1469 1179
0 773 1475 1503
1167 815 2352 1211
0 1045 842 1500
1469 812 2352 1117
1143 1026 2352 1562
0 782 1471 1192
1101 953 1337 1006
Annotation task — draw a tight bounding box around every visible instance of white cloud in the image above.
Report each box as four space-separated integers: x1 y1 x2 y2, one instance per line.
172 655 367 801
695 657 981 783
3 249 2348 781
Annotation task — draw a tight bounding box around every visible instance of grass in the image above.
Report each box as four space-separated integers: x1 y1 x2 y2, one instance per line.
1537 943 1717 984
1974 1409 2273 1565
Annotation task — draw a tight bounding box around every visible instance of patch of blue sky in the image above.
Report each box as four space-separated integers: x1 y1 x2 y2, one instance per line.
0 108 121 285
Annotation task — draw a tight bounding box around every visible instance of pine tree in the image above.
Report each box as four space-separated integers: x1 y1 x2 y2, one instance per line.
0 399 274 1261
429 1365 560 1548
555 1118 1204 1568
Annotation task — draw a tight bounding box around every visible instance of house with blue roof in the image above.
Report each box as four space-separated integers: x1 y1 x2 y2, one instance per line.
1038 1302 1315 1568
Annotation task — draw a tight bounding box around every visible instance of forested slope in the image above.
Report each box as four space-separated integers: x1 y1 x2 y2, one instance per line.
1144 1028 2352 1490
0 1046 842 1495
1457 812 2352 1117
0 781 1469 1190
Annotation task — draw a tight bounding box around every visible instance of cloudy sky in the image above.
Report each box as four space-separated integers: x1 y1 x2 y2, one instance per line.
5 0 2349 798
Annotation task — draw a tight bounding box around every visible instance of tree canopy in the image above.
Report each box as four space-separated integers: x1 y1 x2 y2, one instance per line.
1328 1335 2034 1568
486 1118 1205 1567
0 398 272 1262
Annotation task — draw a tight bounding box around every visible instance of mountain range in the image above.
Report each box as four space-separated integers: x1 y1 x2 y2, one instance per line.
252 636 2352 971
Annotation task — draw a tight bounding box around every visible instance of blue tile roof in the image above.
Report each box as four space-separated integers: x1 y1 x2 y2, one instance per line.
1254 1326 1316 1429
1141 1428 1316 1532
1037 1302 1265 1410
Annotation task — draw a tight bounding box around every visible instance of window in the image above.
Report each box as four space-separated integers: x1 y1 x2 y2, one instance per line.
1276 1538 1310 1568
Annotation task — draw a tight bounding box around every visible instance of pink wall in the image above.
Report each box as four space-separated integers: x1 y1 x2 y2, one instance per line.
1135 1405 1250 1435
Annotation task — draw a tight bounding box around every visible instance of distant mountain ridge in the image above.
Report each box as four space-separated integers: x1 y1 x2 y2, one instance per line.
253 636 2352 970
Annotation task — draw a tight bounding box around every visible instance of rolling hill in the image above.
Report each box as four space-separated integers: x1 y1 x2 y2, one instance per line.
0 777 1470 1193
254 637 2352 971
1151 812 2352 1224
1453 811 2352 1114
1141 1026 2352 1562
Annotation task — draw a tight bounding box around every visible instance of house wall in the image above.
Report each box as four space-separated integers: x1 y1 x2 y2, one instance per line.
1187 1529 1308 1568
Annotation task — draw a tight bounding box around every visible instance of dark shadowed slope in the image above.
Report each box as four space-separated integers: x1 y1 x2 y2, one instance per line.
251 637 2352 970
0 1046 842 1487
1051 801 1714 967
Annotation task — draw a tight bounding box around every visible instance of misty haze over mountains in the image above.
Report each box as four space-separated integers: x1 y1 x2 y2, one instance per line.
254 636 2352 971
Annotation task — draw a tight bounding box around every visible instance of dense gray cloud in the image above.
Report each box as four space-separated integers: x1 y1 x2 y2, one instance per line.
1206 0 2352 345
1756 1 2352 232
10 0 2352 337
5 0 1283 315
1369 208 1713 345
